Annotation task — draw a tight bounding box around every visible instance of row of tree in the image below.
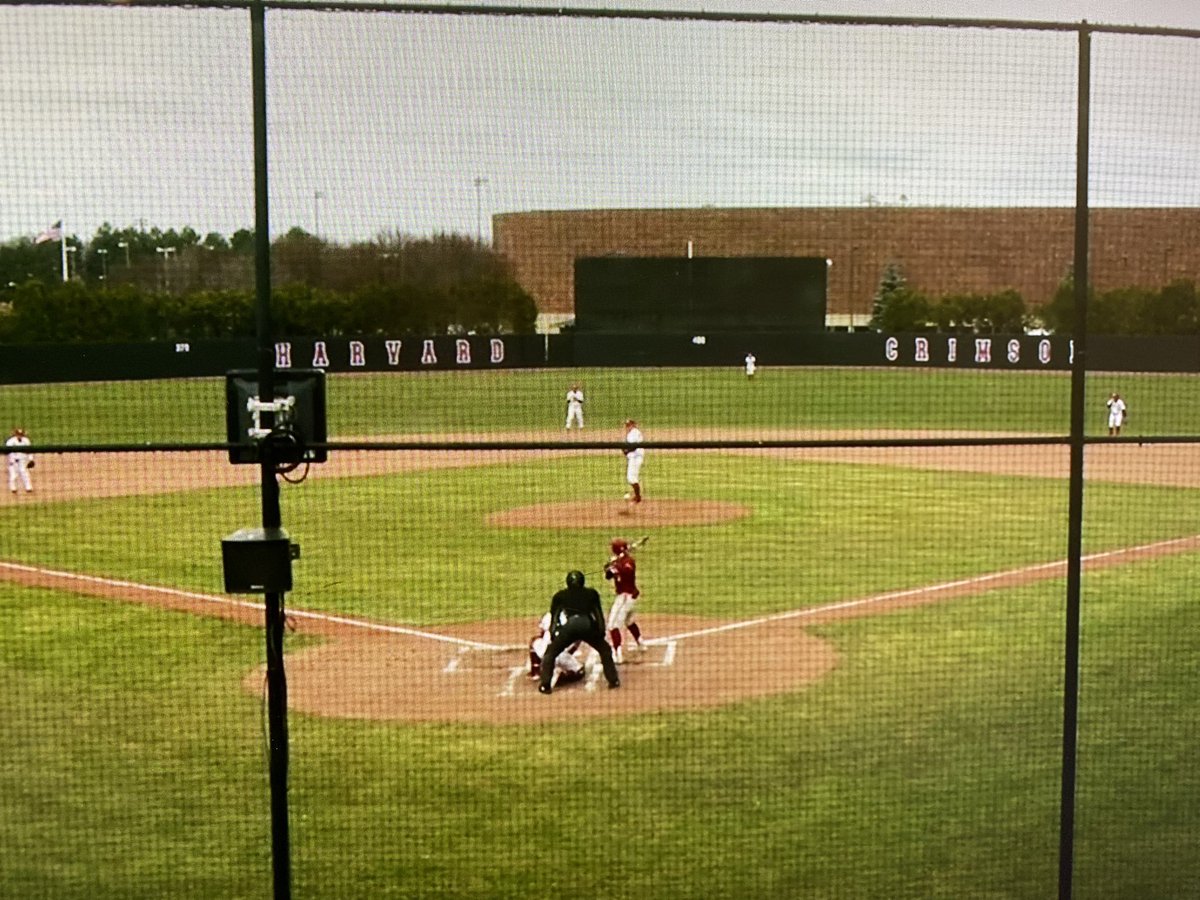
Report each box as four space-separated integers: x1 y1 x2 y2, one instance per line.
868 263 1200 336
2 224 520 296
0 225 537 341
0 278 536 344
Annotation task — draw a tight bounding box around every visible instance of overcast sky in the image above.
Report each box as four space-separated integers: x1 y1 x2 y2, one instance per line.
2 0 1198 244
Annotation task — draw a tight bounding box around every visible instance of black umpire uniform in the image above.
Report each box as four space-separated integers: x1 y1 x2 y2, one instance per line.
538 571 621 694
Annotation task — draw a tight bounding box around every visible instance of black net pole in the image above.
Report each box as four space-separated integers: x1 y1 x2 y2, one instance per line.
251 3 291 898
1058 22 1091 900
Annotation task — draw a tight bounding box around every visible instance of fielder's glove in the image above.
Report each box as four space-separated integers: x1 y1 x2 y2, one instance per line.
26 460 35 469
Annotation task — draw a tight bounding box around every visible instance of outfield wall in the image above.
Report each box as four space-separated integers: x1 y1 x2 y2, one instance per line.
1 333 1196 383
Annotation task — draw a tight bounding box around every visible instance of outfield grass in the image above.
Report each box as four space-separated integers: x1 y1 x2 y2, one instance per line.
1 365 1198 444
2 365 1199 898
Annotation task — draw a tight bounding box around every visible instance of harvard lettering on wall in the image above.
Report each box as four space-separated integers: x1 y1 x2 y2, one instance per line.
272 336 543 371
881 334 1074 370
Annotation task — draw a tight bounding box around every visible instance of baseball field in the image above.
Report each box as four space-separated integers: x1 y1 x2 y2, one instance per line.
1 365 1198 898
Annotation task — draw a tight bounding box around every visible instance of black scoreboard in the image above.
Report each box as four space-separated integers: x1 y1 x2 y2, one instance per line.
574 256 827 333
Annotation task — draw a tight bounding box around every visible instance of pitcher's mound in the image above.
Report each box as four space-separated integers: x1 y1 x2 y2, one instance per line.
488 498 750 528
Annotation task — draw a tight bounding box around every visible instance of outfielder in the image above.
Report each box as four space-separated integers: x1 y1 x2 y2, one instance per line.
622 418 644 503
744 352 757 379
564 383 585 430
528 611 586 687
1106 392 1127 436
604 537 643 664
6 427 33 494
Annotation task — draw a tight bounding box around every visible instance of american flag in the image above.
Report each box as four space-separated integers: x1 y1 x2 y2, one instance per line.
34 220 62 244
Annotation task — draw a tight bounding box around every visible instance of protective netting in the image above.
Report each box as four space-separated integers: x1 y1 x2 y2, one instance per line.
0 5 1198 898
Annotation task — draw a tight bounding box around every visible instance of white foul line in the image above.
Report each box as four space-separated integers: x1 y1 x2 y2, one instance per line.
653 533 1200 644
6 530 1199 667
0 559 514 652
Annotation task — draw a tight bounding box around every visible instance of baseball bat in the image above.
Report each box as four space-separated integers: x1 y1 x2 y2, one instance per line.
585 535 651 578
605 534 651 564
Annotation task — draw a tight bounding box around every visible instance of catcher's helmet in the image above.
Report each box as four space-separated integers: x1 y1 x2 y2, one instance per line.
565 570 585 588
610 538 629 555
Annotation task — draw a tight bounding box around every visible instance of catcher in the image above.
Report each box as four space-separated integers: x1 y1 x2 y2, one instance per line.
538 571 620 695
528 611 586 688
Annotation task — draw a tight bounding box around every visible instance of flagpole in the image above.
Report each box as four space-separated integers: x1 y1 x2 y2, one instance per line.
60 220 68 282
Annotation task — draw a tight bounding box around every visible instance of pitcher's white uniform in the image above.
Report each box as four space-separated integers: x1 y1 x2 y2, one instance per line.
744 353 757 378
6 428 33 494
564 384 585 430
623 419 644 502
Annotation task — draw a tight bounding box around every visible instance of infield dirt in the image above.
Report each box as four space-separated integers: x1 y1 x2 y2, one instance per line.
2 428 1194 723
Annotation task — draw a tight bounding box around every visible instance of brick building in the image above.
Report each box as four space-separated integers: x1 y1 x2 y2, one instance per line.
493 207 1200 332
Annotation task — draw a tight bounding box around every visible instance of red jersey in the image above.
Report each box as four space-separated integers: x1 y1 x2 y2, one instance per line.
605 554 639 598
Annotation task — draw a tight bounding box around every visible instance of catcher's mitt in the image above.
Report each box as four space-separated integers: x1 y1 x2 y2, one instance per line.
26 460 35 469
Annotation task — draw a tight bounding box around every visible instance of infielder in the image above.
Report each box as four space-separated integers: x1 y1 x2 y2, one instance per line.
744 352 757 379
1106 392 1127 436
528 611 586 687
6 427 34 494
604 537 643 664
564 383 585 430
622 418 644 504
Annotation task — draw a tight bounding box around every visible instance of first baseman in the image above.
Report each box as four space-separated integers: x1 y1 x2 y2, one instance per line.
564 383 585 430
6 427 33 494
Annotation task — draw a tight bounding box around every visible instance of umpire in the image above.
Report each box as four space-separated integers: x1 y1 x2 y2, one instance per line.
538 571 620 694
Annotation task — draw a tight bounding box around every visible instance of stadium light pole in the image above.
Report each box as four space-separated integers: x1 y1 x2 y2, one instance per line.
474 175 489 245
849 246 860 330
156 246 176 291
64 245 77 281
97 248 108 281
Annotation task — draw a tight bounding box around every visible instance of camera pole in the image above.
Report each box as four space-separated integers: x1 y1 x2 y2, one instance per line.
251 3 291 899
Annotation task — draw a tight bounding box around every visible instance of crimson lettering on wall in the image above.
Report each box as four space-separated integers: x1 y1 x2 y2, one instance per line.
269 337 511 371
882 334 1066 369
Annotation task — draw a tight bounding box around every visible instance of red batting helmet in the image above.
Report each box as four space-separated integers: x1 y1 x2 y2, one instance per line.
611 538 628 555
